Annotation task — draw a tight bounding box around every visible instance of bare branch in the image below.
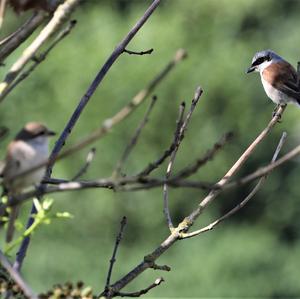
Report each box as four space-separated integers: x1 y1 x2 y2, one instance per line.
44 0 162 179
137 101 186 177
115 277 164 298
0 12 46 62
0 0 7 29
113 95 158 178
185 104 286 225
162 102 185 231
105 217 127 292
163 87 203 231
123 48 154 55
0 19 77 99
0 250 37 299
71 147 96 181
3 177 212 209
0 48 187 187
225 136 300 190
181 132 288 239
101 105 287 295
0 0 80 101
173 131 234 180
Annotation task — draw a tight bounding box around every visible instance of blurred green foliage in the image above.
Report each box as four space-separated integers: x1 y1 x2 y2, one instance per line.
1 0 300 297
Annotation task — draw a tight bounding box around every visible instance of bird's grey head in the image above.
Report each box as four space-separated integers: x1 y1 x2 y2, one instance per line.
246 50 283 74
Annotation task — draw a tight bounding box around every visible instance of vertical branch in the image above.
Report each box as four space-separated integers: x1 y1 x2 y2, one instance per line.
163 102 185 231
0 0 7 29
163 87 203 230
105 217 127 292
113 95 158 178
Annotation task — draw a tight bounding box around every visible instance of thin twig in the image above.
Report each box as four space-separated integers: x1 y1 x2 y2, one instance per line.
0 0 80 101
123 48 154 55
2 177 213 210
0 19 77 99
105 217 127 292
185 104 286 225
0 12 46 62
0 250 37 299
173 131 234 180
13 1 162 270
100 105 287 296
115 277 164 297
45 0 162 179
164 87 203 231
1 48 187 187
113 95 158 178
137 101 186 177
0 0 7 30
162 102 185 231
71 147 96 180
181 132 288 239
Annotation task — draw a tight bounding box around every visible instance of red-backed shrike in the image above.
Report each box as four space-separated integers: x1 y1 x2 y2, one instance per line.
246 50 300 106
1 122 55 242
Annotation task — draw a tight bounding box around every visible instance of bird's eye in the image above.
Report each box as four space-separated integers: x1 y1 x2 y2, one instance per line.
252 57 265 66
266 55 271 61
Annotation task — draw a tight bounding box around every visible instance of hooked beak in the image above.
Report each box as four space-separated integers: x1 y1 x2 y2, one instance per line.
246 65 255 74
46 130 56 136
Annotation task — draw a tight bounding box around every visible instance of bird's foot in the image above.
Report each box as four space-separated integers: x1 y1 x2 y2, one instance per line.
272 104 283 122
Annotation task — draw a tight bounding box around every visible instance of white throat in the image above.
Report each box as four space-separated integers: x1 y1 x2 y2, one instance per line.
257 60 273 74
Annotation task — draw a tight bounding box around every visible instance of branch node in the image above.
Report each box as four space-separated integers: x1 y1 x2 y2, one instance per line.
123 48 154 56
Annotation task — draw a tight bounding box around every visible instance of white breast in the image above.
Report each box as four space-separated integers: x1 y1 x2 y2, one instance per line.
260 74 294 105
4 137 49 193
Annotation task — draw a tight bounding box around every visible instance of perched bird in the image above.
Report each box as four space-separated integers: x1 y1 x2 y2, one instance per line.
1 122 55 242
246 49 300 107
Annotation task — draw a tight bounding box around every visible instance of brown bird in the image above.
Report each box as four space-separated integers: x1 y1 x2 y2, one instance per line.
1 122 55 242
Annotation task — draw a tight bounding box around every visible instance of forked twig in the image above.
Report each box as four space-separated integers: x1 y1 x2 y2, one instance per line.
1 19 77 99
173 132 234 180
45 0 162 178
115 277 164 297
0 12 46 63
186 104 287 224
0 0 80 101
101 105 287 296
181 132 288 239
136 100 187 178
0 48 187 188
164 87 203 231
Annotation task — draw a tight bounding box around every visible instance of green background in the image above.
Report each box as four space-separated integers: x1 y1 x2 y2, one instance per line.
1 0 300 297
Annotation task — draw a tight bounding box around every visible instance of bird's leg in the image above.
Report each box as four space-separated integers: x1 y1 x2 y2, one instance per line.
272 104 280 118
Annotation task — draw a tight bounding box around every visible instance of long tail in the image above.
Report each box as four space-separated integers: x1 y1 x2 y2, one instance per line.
6 205 20 243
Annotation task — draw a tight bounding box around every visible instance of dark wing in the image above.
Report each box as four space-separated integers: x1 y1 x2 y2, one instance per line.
263 61 300 104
